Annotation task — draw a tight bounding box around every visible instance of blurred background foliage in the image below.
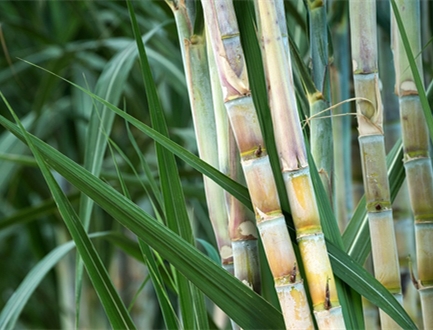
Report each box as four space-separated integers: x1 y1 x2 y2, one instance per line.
0 1 213 328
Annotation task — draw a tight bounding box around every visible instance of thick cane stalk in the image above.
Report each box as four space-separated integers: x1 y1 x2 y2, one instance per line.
254 1 345 328
202 0 314 328
349 1 402 328
306 0 334 203
391 1 433 328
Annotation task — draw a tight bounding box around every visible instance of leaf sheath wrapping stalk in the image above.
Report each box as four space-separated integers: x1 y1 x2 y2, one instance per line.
354 74 383 137
203 1 248 100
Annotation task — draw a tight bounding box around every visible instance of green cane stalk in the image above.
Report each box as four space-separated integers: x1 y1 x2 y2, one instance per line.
329 0 353 232
391 0 433 327
349 0 403 327
306 0 334 203
166 0 233 272
379 18 419 326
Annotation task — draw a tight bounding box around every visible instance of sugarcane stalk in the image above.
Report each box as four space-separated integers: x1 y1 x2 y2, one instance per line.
167 2 237 327
391 1 433 328
207 33 261 329
362 257 380 329
211 65 260 290
254 1 345 328
349 0 403 328
224 126 261 328
329 0 353 231
379 20 420 325
306 0 334 203
202 0 314 328
421 0 432 85
166 0 233 270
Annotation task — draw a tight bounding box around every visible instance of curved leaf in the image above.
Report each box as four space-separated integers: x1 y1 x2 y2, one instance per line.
0 241 75 330
3 96 136 330
0 114 285 330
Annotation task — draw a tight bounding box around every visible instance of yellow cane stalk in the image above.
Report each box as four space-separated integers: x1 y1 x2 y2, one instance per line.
349 0 402 328
391 0 433 328
201 0 314 328
254 1 345 328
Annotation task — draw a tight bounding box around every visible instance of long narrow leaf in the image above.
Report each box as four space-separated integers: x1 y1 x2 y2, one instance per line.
108 134 180 330
0 241 75 330
327 242 415 329
19 60 251 211
126 2 206 328
0 231 128 330
8 59 416 328
0 193 79 231
75 27 165 325
2 95 136 330
0 116 285 330
139 241 180 330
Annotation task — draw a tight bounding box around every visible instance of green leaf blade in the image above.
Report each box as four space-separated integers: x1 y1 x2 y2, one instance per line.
0 114 285 330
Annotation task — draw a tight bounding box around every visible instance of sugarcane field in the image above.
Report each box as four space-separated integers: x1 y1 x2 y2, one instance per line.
0 0 432 329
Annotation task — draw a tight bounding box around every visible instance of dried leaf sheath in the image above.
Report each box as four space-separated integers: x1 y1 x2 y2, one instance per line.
201 0 313 328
